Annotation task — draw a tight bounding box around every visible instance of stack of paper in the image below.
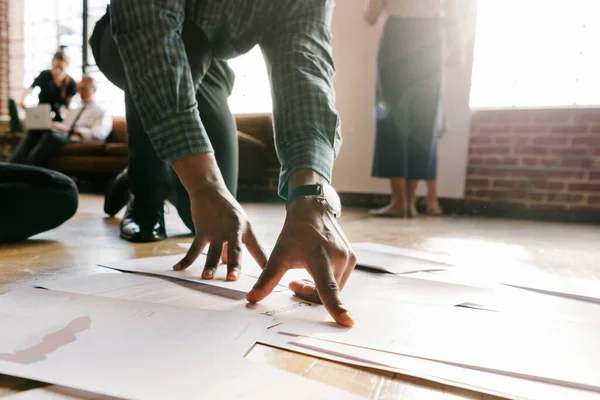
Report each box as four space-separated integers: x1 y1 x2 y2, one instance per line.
351 242 453 274
0 289 360 400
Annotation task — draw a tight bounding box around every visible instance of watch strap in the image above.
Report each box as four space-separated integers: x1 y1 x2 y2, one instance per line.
287 184 323 205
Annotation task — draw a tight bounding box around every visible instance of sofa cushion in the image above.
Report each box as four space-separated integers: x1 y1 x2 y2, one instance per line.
105 143 128 157
56 143 107 156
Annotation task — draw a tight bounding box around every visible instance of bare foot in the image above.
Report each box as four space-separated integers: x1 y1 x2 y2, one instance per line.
426 200 443 216
369 204 406 218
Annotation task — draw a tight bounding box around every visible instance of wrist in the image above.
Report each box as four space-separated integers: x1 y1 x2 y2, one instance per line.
172 152 226 199
288 169 329 196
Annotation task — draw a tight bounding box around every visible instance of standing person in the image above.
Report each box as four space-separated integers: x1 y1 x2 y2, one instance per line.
110 0 356 327
20 50 77 122
9 76 112 166
91 6 239 242
365 0 461 218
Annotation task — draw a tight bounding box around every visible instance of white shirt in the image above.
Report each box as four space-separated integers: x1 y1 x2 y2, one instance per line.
60 102 113 142
384 0 442 18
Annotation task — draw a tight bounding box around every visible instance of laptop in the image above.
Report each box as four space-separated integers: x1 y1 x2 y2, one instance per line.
25 104 52 130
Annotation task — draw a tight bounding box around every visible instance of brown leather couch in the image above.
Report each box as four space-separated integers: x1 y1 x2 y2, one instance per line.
43 114 277 185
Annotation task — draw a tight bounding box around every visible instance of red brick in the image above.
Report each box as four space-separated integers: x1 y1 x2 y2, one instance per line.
532 181 564 191
535 111 572 123
521 158 539 167
551 125 589 134
589 172 600 181
512 125 549 134
572 136 600 146
477 126 510 135
470 137 494 145
467 168 511 177
494 112 532 123
515 137 531 145
569 183 600 192
512 170 548 179
592 126 600 134
468 157 484 166
502 157 519 166
573 110 600 123
589 195 600 204
471 147 511 155
495 137 513 145
547 193 585 203
466 178 490 188
527 192 545 201
492 180 527 188
549 170 586 179
514 146 548 155
532 136 568 145
551 147 589 157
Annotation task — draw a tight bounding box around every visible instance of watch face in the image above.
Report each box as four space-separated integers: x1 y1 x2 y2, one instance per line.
322 184 342 215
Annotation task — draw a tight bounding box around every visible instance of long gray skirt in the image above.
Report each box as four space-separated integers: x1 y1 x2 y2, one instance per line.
372 16 445 180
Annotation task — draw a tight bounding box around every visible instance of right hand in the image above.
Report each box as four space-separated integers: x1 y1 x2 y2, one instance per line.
172 153 268 281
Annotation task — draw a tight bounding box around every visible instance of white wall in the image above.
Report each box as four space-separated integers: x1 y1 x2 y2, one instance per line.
330 1 476 198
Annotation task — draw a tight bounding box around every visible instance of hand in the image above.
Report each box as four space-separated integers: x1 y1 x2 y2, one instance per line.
246 197 356 327
172 153 268 281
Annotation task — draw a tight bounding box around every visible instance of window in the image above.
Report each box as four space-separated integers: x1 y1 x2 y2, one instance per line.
470 0 600 108
21 0 272 116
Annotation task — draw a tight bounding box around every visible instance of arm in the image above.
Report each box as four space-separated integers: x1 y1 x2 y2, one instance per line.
364 0 385 26
19 88 33 108
110 0 212 163
260 9 341 198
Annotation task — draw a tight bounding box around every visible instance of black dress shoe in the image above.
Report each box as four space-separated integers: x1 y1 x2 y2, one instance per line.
120 196 167 242
104 168 130 216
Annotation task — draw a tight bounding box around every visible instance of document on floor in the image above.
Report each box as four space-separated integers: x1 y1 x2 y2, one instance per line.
276 299 600 393
36 272 317 323
0 288 274 400
4 360 363 400
99 254 312 294
351 242 453 274
501 274 600 304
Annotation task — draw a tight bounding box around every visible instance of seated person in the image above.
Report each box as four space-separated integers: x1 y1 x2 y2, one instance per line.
9 75 112 166
0 163 78 243
20 50 77 122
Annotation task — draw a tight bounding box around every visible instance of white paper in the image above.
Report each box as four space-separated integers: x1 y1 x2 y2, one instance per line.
36 272 318 326
277 299 600 393
5 360 363 400
289 336 600 400
98 254 283 294
502 275 600 304
0 288 273 400
351 242 452 274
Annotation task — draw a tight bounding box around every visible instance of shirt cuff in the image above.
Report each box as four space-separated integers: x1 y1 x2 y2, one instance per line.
278 140 336 199
147 109 214 162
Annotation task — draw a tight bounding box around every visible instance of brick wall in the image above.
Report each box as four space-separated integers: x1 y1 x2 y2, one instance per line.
0 0 8 116
467 108 600 212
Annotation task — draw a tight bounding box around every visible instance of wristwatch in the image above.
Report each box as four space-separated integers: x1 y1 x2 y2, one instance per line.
287 183 342 218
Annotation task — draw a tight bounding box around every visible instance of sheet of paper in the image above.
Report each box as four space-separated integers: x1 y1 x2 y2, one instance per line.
277 299 600 393
5 359 364 400
351 242 452 274
502 275 600 304
343 269 493 306
36 272 318 326
289 336 600 400
0 288 273 400
98 254 283 294
99 253 313 294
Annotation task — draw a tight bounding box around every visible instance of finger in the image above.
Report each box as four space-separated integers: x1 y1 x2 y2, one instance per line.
226 233 243 281
311 249 354 327
243 225 268 269
246 251 288 304
174 235 207 271
203 241 223 279
339 249 357 290
289 279 320 304
221 242 228 264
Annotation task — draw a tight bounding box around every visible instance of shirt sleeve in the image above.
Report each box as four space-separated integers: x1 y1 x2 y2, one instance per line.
31 71 47 88
260 1 342 198
110 0 213 162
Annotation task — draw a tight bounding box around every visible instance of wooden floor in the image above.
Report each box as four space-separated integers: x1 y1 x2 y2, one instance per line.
1 194 599 399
